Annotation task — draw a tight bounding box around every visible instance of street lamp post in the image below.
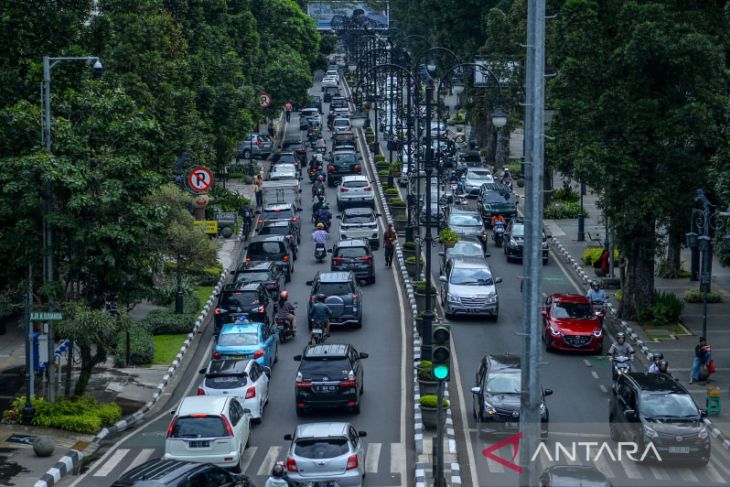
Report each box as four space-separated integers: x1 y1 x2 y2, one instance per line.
577 182 586 241
421 82 435 363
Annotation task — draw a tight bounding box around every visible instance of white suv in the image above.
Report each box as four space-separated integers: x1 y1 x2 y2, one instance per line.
336 175 375 210
196 358 270 423
338 207 381 249
164 396 251 473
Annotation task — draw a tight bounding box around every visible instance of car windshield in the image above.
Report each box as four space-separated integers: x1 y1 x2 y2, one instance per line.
450 268 493 286
299 357 350 379
218 331 259 347
343 214 373 224
317 282 354 295
640 392 699 418
551 302 594 319
449 243 483 257
248 242 284 256
336 247 368 258
470 171 491 179
234 271 272 283
205 374 247 389
334 119 349 126
486 372 521 394
263 208 294 219
511 225 525 237
171 416 227 438
294 438 350 459
260 226 290 236
221 292 258 307
449 214 481 226
343 180 368 188
333 154 357 164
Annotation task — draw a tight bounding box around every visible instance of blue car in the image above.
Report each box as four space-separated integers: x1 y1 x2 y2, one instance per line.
214 322 278 367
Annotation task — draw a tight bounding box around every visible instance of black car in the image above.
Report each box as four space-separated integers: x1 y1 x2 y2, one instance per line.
326 151 362 187
293 343 368 415
111 458 252 487
303 95 322 114
258 220 299 258
504 219 550 265
539 466 612 487
231 260 286 297
306 271 363 328
609 372 710 465
478 184 518 226
214 282 274 332
330 239 375 284
258 203 301 243
329 96 348 112
471 354 551 438
244 235 294 281
281 139 308 165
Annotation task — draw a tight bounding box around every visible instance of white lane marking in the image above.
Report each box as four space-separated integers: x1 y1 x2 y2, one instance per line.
677 467 699 483
583 359 591 367
649 466 670 481
620 458 643 479
366 442 382 473
451 318 480 487
591 370 599 379
92 449 129 477
240 446 258 475
592 454 615 479
127 448 156 472
390 442 405 475
706 458 726 483
599 384 608 393
257 446 282 476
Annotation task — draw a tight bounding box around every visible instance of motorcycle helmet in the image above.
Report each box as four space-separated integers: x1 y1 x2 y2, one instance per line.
318 175 325 181
591 280 600 290
652 352 664 361
616 332 626 341
317 293 327 302
658 360 669 372
272 464 285 478
316 223 324 229
279 290 289 301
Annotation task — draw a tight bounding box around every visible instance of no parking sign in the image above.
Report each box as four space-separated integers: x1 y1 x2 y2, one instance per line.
187 166 213 192
258 92 272 108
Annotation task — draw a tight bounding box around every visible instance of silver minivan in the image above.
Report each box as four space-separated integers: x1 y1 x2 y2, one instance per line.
440 256 502 320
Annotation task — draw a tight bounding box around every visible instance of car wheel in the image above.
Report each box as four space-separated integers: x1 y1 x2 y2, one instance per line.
609 417 621 442
540 428 549 441
246 428 252 448
286 269 291 282
543 256 548 265
355 319 362 329
369 275 376 284
544 333 553 352
296 407 305 417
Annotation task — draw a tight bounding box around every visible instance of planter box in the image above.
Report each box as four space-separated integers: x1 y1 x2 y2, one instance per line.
394 219 408 234
390 205 406 220
403 247 416 260
415 316 423 336
415 292 435 312
420 405 447 430
419 379 439 396
406 261 420 278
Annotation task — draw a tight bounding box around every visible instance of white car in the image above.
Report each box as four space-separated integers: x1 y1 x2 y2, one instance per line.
336 175 375 210
464 167 495 195
164 396 251 472
325 69 340 82
196 358 270 423
333 117 351 133
322 76 338 89
338 206 381 249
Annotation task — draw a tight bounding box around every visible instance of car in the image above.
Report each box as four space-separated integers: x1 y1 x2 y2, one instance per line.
111 458 252 487
257 203 301 243
293 344 368 415
231 260 286 298
321 76 338 89
456 149 483 169
609 372 710 465
478 184 518 225
300 108 320 130
303 95 323 114
463 167 495 195
244 235 295 281
471 354 552 437
539 465 612 487
164 396 251 472
447 209 488 246
236 133 273 160
542 294 604 353
438 237 485 273
258 220 299 258
214 321 278 367
504 219 550 264
327 151 363 187
330 239 375 284
214 281 275 331
280 138 308 165
284 422 367 487
197 358 270 423
338 207 380 249
333 107 351 119
329 96 348 112
336 175 375 210
440 256 502 319
306 271 363 328
325 69 340 82
323 86 339 103
268 170 298 182
332 132 355 151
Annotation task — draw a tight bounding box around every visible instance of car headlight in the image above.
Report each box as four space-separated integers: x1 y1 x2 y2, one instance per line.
484 402 497 416
486 293 498 304
644 425 659 439
542 241 549 249
447 293 460 304
509 239 518 247
699 427 709 440
549 326 562 337
539 403 546 416
593 328 603 337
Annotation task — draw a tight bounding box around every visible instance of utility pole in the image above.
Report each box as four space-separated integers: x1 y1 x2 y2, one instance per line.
23 264 36 424
519 0 546 485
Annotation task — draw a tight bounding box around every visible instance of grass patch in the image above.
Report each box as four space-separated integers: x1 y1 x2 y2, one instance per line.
153 334 189 365
642 323 690 341
196 285 215 314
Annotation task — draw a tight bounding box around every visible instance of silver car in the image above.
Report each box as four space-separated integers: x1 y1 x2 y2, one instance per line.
440 256 503 320
336 175 375 210
463 167 494 196
236 133 273 160
439 237 485 273
338 207 381 249
284 422 367 487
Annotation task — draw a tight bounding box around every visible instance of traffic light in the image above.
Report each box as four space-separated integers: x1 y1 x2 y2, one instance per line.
432 323 451 381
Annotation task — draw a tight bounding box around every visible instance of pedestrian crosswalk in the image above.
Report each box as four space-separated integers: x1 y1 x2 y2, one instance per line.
89 442 405 485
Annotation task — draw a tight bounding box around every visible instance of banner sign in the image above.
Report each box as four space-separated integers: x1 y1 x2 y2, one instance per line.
307 1 389 31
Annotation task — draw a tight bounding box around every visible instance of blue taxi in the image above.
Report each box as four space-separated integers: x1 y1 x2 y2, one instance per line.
213 321 278 367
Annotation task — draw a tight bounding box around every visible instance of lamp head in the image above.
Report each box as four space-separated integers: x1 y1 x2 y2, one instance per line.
491 108 508 129
452 79 465 96
92 59 103 77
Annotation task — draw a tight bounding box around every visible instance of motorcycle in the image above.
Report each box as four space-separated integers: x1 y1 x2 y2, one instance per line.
591 300 606 324
275 317 295 343
314 243 327 262
309 322 327 346
612 355 632 388
493 221 506 247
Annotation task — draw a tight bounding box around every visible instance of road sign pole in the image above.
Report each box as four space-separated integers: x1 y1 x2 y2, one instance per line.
23 264 35 424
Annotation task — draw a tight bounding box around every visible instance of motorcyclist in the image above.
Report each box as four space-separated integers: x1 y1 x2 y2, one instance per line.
312 195 326 215
316 202 332 229
265 463 292 487
608 332 635 380
312 223 329 245
310 293 332 338
316 134 326 152
586 280 608 304
500 168 512 185
648 352 664 373
312 175 326 200
327 112 335 130
275 291 296 336
657 359 670 375
491 214 506 228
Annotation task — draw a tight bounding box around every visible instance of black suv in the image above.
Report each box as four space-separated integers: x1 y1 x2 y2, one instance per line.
258 203 301 243
258 220 299 258
331 239 375 284
214 282 274 332
609 372 710 465
478 183 517 226
280 138 308 165
244 235 294 281
471 354 552 438
293 343 368 415
231 261 286 297
326 151 362 187
504 219 550 265
111 458 251 487
306 272 363 328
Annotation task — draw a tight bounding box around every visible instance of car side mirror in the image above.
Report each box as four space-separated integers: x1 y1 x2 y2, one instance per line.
495 277 503 284
358 431 367 437
243 408 252 414
359 352 369 359
471 387 480 395
170 410 176 416
199 368 206 374
327 249 333 253
439 276 447 283
544 388 553 397
438 251 445 257
624 409 637 419
700 409 708 418
284 433 293 441
293 355 302 361
305 280 313 286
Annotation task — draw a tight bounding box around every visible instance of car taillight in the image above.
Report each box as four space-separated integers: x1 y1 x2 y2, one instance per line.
287 457 299 472
215 308 221 315
167 416 177 438
197 388 205 395
221 415 234 437
364 186 372 192
359 256 373 261
212 351 221 359
253 349 265 359
346 454 359 470
332 257 345 262
257 305 265 313
258 217 263 225
292 217 299 222
340 187 349 192
245 387 256 399
245 257 251 261
353 294 360 303
283 255 289 262
310 295 317 302
327 165 335 173
354 164 361 172
340 371 357 388
256 140 262 146
296 372 312 388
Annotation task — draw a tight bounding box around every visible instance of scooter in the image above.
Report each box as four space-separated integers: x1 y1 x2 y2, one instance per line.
591 300 606 324
612 355 632 388
309 322 327 346
275 317 295 343
493 221 506 247
314 243 327 262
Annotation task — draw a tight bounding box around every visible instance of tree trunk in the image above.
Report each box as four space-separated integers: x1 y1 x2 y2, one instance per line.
664 221 683 274
495 127 509 170
619 240 655 320
73 344 107 396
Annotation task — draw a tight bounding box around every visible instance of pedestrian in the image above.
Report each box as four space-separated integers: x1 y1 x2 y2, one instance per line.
254 175 263 208
690 337 712 384
284 102 293 122
383 223 397 267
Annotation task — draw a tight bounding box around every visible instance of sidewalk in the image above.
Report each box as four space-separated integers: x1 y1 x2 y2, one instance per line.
541 176 730 447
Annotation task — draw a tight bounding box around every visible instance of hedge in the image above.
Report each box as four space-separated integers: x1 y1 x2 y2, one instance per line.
581 247 619 266
419 395 449 408
141 310 196 335
114 326 155 367
7 396 121 434
684 289 722 303
544 201 588 219
636 291 684 326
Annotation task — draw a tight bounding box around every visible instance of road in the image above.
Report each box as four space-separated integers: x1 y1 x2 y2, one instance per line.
63 75 411 487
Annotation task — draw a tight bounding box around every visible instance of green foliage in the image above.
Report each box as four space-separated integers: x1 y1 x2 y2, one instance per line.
543 201 588 220
419 395 449 408
418 360 434 381
413 280 436 295
153 334 189 365
377 169 389 176
141 310 196 336
636 291 684 326
439 228 460 245
8 396 121 434
581 247 619 266
684 289 722 304
384 188 399 195
389 198 405 206
552 187 579 203
406 255 424 265
209 186 251 213
114 325 155 367
389 162 402 173
656 261 692 279
506 160 522 175
615 290 623 302
403 241 416 251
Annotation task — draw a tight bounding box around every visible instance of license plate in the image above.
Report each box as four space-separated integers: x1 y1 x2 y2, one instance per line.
505 422 519 429
311 483 336 487
465 308 481 313
668 447 690 454
228 355 249 360
315 385 338 392
189 440 210 448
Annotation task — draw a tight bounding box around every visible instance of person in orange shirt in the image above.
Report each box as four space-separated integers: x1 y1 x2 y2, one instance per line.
284 102 293 122
491 214 506 228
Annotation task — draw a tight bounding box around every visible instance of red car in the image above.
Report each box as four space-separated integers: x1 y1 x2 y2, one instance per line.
542 294 603 353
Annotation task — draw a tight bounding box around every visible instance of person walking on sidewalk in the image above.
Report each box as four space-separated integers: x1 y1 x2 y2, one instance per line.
690 337 712 384
284 102 293 122
383 223 397 267
254 175 263 208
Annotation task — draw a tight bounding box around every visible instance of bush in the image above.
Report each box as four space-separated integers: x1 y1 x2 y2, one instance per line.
374 153 385 162
403 241 416 251
414 280 436 294
581 247 619 266
8 396 121 434
637 291 684 326
615 289 623 302
656 261 691 279
418 360 434 381
420 395 449 408
552 187 579 203
384 187 399 195
506 160 521 175
115 326 155 367
684 289 722 303
439 228 460 246
406 255 424 265
377 169 389 176
209 186 251 212
544 201 588 219
195 265 223 286
389 162 402 173
141 310 196 335
389 198 405 206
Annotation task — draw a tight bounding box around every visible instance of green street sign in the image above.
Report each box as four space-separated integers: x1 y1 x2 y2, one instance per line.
30 311 63 321
433 364 449 381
